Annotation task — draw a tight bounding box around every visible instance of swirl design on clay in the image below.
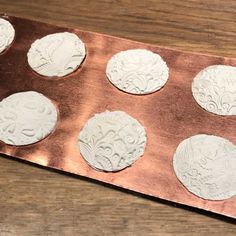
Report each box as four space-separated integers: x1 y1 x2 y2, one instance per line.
173 134 236 200
106 49 169 95
192 65 236 115
0 18 15 53
27 32 86 77
78 111 147 172
0 91 58 146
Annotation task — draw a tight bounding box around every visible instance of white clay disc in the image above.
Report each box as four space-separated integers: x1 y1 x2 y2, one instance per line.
192 65 236 115
0 91 58 146
173 134 236 200
78 111 147 172
27 32 86 77
0 18 15 53
106 49 169 95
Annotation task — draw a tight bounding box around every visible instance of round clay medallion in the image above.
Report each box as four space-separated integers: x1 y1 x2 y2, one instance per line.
106 49 169 95
78 111 147 172
192 65 236 115
173 134 236 200
27 32 86 77
0 18 15 53
0 91 58 146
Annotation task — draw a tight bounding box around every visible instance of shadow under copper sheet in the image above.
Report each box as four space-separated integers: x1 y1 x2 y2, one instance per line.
0 15 235 219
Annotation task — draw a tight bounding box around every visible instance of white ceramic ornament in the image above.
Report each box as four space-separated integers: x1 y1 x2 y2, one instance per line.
173 134 236 200
27 32 86 77
0 91 58 146
78 111 147 172
106 49 169 95
192 65 236 115
0 18 15 53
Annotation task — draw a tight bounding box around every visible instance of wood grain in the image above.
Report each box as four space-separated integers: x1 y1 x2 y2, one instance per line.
0 0 235 235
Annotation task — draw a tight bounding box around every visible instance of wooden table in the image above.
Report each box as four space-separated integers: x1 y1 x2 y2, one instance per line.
0 0 235 235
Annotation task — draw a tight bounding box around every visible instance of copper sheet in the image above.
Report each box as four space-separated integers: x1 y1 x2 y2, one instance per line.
0 15 236 219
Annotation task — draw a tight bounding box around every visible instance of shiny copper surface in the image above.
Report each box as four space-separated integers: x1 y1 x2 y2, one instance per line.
0 15 235 219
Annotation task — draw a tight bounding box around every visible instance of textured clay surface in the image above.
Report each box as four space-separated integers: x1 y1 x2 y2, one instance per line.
27 32 86 77
106 49 169 94
0 18 15 53
192 65 236 116
0 91 58 146
79 111 147 172
173 134 236 200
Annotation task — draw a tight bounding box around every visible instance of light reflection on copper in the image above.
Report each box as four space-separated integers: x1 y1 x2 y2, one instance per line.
28 151 49 167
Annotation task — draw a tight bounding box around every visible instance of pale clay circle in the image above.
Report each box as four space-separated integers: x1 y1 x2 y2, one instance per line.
78 111 147 172
192 65 236 115
0 91 58 146
0 18 15 53
106 49 169 95
27 32 86 77
173 134 236 200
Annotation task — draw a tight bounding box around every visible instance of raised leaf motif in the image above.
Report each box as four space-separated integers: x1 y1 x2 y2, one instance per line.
0 91 58 146
106 49 169 95
27 32 86 77
173 134 236 200
79 111 147 172
192 65 236 115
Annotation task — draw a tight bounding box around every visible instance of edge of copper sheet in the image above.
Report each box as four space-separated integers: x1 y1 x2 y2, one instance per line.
0 14 236 219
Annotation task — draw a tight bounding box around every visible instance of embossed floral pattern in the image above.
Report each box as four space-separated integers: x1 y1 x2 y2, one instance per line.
78 111 147 172
106 49 169 95
192 65 236 115
27 32 86 77
0 91 58 146
173 134 236 200
0 18 15 53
